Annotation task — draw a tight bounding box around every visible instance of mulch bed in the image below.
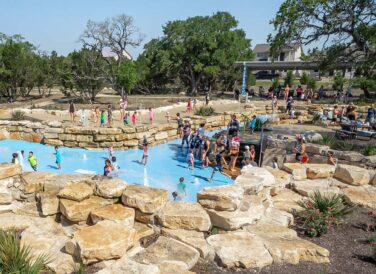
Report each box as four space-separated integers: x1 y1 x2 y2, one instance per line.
193 207 376 274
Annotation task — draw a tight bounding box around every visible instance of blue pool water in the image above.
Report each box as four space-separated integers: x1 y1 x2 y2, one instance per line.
0 133 233 201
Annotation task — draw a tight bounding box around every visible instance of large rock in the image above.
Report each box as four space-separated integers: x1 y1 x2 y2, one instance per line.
262 236 330 264
241 166 276 186
96 257 160 274
122 185 168 214
58 182 93 202
21 172 57 194
343 185 376 209
21 224 75 274
59 196 114 222
243 220 297 239
235 175 265 194
0 163 22 180
197 185 244 211
37 191 60 216
0 179 12 205
134 222 155 243
292 179 343 197
44 173 94 192
334 164 371 186
162 228 211 258
157 201 211 232
263 207 294 227
132 236 200 270
70 220 136 263
282 163 307 181
272 188 303 213
306 164 335 179
90 204 135 228
95 177 127 198
207 232 273 268
0 212 35 231
206 195 265 230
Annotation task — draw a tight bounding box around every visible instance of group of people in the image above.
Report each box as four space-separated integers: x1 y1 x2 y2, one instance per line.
10 146 61 171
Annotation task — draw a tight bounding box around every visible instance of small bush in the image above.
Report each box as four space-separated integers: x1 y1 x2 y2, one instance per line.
194 106 215 116
297 191 351 237
363 145 376 156
0 230 50 274
311 113 321 124
11 111 26 121
318 134 336 147
334 140 355 151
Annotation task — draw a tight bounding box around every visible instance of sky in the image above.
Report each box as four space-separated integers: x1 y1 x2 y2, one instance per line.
0 0 285 57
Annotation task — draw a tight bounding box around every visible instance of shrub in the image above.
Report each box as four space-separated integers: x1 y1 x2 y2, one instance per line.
334 140 355 151
194 106 215 116
300 72 309 85
297 191 351 237
311 112 321 124
11 111 25 121
0 230 50 274
363 145 376 156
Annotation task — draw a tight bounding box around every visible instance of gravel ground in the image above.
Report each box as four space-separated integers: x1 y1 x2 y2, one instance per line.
193 207 376 274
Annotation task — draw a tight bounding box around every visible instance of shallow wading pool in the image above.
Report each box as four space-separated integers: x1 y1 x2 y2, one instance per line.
0 132 233 202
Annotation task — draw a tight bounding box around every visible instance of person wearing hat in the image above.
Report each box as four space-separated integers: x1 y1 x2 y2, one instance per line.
293 134 307 163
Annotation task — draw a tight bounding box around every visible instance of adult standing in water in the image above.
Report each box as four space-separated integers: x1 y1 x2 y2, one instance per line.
69 100 75 123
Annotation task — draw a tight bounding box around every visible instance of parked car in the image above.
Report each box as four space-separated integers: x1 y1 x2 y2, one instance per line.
254 71 280 79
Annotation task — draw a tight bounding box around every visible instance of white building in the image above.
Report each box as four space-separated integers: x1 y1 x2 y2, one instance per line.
253 43 303 62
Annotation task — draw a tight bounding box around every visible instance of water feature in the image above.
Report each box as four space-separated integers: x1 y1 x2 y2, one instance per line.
0 131 233 202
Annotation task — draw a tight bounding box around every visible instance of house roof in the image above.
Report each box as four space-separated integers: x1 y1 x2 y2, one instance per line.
253 43 301 54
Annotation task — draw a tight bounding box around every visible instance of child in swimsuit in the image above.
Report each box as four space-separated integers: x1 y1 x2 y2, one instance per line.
187 149 194 171
100 110 105 127
123 112 129 125
131 111 137 126
140 142 149 165
104 159 114 176
149 108 155 125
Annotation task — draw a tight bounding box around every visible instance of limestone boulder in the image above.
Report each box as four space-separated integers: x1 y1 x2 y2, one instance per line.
69 220 136 263
134 222 155 243
334 164 371 186
12 201 41 217
0 128 10 140
96 257 160 274
21 172 57 194
264 207 294 227
197 185 244 211
132 236 200 270
0 180 12 205
90 204 135 228
37 191 60 216
292 179 343 197
302 131 323 142
95 177 127 198
0 163 22 180
343 185 376 209
122 185 168 214
206 195 265 230
272 188 303 213
206 232 273 268
44 173 94 192
234 175 264 194
306 164 335 179
241 166 276 186
158 261 196 274
0 213 35 231
162 228 211 258
21 224 75 274
243 220 297 239
282 163 307 180
60 196 114 222
135 209 155 224
157 201 211 232
58 182 93 202
262 236 330 264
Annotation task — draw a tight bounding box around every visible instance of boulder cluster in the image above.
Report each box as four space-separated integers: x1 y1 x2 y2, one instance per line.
0 161 375 273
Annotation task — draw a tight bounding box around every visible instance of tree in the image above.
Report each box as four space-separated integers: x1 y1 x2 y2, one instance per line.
333 72 346 90
284 71 294 87
117 61 138 95
139 12 253 95
80 14 143 95
60 48 106 102
268 0 376 97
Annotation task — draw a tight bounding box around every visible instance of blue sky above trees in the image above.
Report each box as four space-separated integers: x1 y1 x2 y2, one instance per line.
0 0 284 57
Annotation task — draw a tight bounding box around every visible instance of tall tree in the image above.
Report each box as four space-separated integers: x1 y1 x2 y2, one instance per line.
139 12 253 95
80 14 143 95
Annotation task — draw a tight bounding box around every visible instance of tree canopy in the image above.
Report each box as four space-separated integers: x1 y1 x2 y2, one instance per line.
138 12 253 94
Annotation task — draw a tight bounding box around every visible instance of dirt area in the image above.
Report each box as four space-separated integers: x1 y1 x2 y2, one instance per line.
193 207 376 274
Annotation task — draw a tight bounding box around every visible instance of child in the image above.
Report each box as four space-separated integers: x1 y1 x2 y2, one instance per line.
123 112 129 126
176 177 187 201
107 104 113 126
250 115 257 134
11 153 19 164
54 146 61 170
28 151 37 171
187 98 192 113
327 151 337 166
111 156 120 176
108 146 114 159
208 149 226 181
103 159 114 176
131 111 137 126
176 113 183 136
100 110 106 127
79 109 87 126
140 142 149 165
94 106 100 123
272 157 279 169
242 146 251 166
149 108 155 125
187 149 194 170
